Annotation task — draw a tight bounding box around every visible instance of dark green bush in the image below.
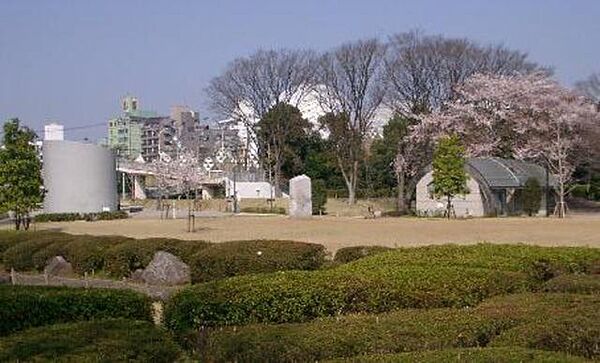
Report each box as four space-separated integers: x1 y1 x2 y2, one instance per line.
0 230 72 256
192 293 599 362
2 232 80 271
165 267 527 332
312 179 327 215
0 319 182 363
63 235 132 273
543 274 600 294
34 211 129 223
240 206 287 214
165 244 600 332
34 213 82 222
191 240 326 283
83 210 129 221
490 316 600 359
104 238 210 278
333 246 393 264
523 177 542 216
0 285 152 335
326 348 587 363
198 309 505 362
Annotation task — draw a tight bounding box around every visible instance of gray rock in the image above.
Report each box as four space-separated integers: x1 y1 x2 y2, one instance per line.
141 251 190 286
130 268 144 283
289 174 312 218
44 256 73 276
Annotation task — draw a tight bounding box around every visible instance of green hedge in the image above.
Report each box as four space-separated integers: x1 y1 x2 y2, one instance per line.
104 238 210 278
240 206 287 214
34 211 129 223
164 244 600 332
191 240 326 283
333 246 393 264
193 293 600 362
543 274 600 294
0 285 152 335
325 348 587 363
0 319 182 362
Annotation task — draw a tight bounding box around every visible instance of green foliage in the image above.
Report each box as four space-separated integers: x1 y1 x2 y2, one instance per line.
0 285 152 335
312 179 327 215
104 238 209 278
333 245 393 263
0 319 182 362
326 348 587 363
362 115 412 198
0 119 44 230
490 316 600 359
164 244 600 332
240 206 286 214
34 211 129 223
543 274 600 294
257 103 313 186
190 240 326 283
194 293 600 362
523 177 543 216
432 135 469 217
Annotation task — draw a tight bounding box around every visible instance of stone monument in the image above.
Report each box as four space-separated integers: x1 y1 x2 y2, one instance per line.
289 174 312 218
141 251 191 286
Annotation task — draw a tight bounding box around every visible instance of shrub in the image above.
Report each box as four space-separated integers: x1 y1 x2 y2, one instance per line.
165 267 527 332
63 235 132 273
198 309 505 362
523 177 542 216
0 230 72 256
543 274 600 294
34 211 129 223
104 238 210 278
325 348 588 363
190 240 326 283
0 285 152 335
2 232 80 271
164 244 600 332
333 246 393 264
312 179 327 215
240 206 286 214
490 316 600 359
194 293 600 362
0 319 182 362
34 213 82 222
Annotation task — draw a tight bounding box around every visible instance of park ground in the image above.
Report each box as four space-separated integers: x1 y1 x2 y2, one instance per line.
34 213 600 252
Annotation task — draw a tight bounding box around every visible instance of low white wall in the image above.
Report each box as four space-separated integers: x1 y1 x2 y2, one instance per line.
224 178 287 199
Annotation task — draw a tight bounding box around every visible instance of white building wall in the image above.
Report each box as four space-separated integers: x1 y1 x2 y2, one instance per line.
416 171 485 217
44 123 64 141
224 178 287 199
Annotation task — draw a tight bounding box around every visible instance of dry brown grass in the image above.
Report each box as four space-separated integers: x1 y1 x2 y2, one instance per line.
30 213 600 252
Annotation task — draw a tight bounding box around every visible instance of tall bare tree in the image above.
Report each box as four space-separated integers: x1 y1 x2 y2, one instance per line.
206 49 316 167
385 30 545 116
315 38 387 204
575 73 600 106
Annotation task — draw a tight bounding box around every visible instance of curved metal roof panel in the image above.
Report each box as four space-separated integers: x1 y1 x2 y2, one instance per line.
467 157 555 188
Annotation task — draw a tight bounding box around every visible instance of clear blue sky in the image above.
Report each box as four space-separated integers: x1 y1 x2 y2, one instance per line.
1 0 599 140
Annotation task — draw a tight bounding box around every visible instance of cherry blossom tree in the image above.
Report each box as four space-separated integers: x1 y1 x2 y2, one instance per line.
414 72 600 217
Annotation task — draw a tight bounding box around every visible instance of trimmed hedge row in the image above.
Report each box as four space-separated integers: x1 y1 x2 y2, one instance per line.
191 240 326 283
240 206 287 214
164 244 600 331
333 245 393 264
0 231 327 282
0 285 152 335
34 211 129 223
326 348 587 363
193 293 600 362
0 319 183 363
543 274 600 294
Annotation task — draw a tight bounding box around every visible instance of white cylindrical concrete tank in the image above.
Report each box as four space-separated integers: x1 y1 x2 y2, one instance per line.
43 140 118 213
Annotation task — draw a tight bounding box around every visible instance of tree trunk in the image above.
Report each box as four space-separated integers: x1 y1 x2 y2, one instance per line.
348 160 359 205
14 214 20 231
446 196 452 219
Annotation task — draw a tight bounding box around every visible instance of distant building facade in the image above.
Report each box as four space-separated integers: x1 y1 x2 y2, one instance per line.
44 123 64 141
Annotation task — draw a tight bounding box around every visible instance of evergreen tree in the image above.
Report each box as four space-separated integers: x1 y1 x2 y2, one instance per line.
432 135 469 218
0 119 44 230
523 177 542 216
